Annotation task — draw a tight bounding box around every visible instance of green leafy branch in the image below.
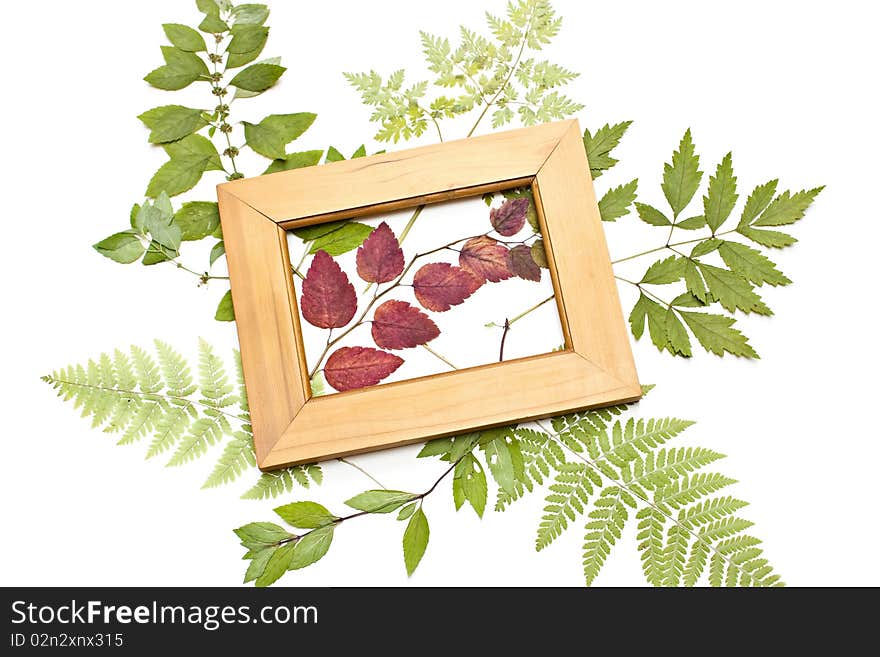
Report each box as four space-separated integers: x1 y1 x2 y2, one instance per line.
345 0 582 144
238 386 782 587
492 121 822 359
93 0 322 321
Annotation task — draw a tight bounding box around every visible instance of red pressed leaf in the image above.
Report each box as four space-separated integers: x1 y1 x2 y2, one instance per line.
490 197 529 236
412 262 482 312
356 221 404 283
323 346 404 392
300 250 357 329
372 300 440 349
509 244 541 282
459 236 513 283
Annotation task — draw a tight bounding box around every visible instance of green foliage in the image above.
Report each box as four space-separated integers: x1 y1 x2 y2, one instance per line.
618 128 821 358
346 0 582 142
93 1 320 321
242 388 781 587
42 341 323 498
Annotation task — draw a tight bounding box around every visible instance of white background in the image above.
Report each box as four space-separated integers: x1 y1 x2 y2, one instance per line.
1 0 878 586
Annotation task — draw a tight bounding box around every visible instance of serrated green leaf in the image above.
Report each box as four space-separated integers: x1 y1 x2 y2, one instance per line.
210 240 225 266
635 203 671 227
244 548 273 583
255 543 294 587
737 226 797 249
698 263 772 315
684 260 708 303
665 308 692 357
718 241 791 287
662 129 702 218
138 105 207 144
142 241 176 266
229 62 286 92
482 431 516 495
174 201 219 241
752 187 823 227
703 153 738 232
147 135 222 198
215 290 234 322
93 231 145 264
641 255 685 285
678 311 758 358
629 293 669 351
289 526 334 571
162 24 206 52
274 501 337 529
198 13 228 34
144 46 209 90
345 490 417 514
582 121 632 178
675 215 706 230
234 522 291 548
244 113 316 159
262 149 323 175
738 180 778 227
397 503 417 521
453 453 487 518
325 146 345 163
227 25 268 54
308 222 373 256
598 179 638 222
691 238 721 257
231 4 269 26
671 292 706 308
402 508 429 576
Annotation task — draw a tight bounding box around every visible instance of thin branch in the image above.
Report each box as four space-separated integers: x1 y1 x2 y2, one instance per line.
499 319 511 361
421 344 458 370
337 457 387 489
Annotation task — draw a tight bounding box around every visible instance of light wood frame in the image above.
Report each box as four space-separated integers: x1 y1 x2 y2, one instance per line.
217 119 640 470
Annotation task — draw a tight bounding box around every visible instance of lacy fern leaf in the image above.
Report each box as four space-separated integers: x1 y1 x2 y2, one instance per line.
43 340 322 498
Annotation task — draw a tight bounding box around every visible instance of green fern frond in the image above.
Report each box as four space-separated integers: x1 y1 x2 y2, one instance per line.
203 429 256 488
655 472 738 507
43 341 303 495
582 486 631 585
536 462 600 550
636 506 667 586
241 465 323 500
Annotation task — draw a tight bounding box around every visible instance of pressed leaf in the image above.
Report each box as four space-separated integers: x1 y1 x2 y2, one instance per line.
289 526 334 570
162 24 207 52
215 290 234 322
274 501 337 529
355 221 404 283
93 231 145 264
292 220 345 242
402 508 429 576
412 263 481 312
752 187 823 227
229 62 286 92
263 149 324 175
231 4 270 26
209 241 225 266
635 203 671 227
371 300 439 349
490 197 529 236
582 121 632 178
531 240 549 268
254 544 295 587
509 244 541 282
227 25 268 54
138 105 207 144
144 46 209 91
243 113 316 160
175 201 219 241
323 346 403 392
309 222 373 257
703 153 738 232
665 309 692 357
640 255 685 285
629 293 669 351
300 251 357 329
481 430 516 495
453 453 487 518
598 179 638 222
718 242 791 287
738 180 779 227
234 522 291 548
676 215 707 230
345 490 417 514
737 226 797 249
459 236 513 283
698 263 772 315
679 311 758 358
662 129 702 218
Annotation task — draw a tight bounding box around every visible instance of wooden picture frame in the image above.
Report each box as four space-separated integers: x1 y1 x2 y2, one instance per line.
217 119 640 470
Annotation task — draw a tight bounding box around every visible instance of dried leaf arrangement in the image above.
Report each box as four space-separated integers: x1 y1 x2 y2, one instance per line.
45 0 822 586
293 189 548 393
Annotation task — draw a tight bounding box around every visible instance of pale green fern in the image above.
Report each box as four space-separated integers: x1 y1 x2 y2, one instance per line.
42 340 321 497
418 388 782 587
